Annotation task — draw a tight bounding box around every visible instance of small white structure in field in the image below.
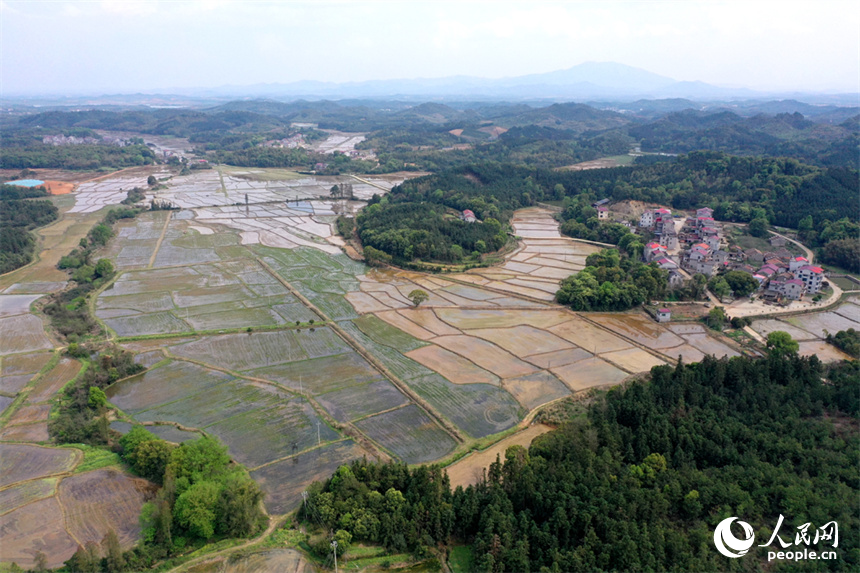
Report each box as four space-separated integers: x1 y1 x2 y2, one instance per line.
656 308 671 323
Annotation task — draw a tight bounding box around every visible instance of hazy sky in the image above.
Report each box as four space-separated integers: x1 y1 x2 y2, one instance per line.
2 0 859 95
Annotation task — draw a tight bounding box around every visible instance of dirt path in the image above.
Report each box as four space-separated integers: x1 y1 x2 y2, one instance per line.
148 211 173 268
769 230 814 263
725 282 843 319
167 514 288 573
445 424 553 489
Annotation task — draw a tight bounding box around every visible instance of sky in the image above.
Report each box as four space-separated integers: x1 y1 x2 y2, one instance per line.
2 0 859 96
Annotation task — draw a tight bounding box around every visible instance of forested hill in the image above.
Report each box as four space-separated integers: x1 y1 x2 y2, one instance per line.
306 354 859 571
627 110 859 167
553 151 859 229
357 154 858 266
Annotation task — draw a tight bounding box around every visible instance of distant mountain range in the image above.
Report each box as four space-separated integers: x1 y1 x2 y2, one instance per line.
183 62 855 102
5 62 858 108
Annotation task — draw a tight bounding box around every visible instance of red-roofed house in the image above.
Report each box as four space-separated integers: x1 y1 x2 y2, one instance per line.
796 265 823 293
789 256 809 272
597 206 609 220
656 308 671 323
462 209 477 223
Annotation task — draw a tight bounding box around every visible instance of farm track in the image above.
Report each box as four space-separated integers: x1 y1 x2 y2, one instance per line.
166 514 289 573
255 258 466 444
148 211 173 268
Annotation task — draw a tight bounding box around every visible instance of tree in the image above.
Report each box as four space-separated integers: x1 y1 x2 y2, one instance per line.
173 480 220 539
147 175 157 186
748 217 769 237
88 386 107 409
102 529 125 572
408 289 429 307
706 306 727 331
708 276 731 300
94 258 114 279
767 331 799 355
217 473 265 537
723 270 760 298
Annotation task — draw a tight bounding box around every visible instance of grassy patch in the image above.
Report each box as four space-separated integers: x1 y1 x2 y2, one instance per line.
262 521 308 548
447 545 474 573
63 443 124 474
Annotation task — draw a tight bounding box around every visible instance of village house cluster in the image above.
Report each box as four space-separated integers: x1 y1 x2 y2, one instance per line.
636 206 824 303
42 134 131 146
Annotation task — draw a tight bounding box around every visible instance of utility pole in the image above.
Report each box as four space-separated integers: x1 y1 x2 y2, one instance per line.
317 421 321 446
331 540 338 573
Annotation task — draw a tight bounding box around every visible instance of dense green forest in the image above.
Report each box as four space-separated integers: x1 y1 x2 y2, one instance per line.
356 200 507 263
0 140 157 170
0 184 58 273
627 110 859 167
359 153 858 268
305 353 859 572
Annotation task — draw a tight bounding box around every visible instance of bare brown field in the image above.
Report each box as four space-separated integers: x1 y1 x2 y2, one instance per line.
502 372 571 410
0 444 78 487
24 357 81 403
58 467 156 549
589 314 686 349
432 335 539 379
399 308 462 336
797 340 853 362
0 422 49 442
435 308 570 330
467 325 572 357
550 357 630 391
0 496 78 569
599 348 667 373
5 404 51 426
0 209 106 290
375 310 436 340
446 424 553 489
547 317 632 353
406 346 498 385
0 478 57 516
41 180 75 195
0 352 53 377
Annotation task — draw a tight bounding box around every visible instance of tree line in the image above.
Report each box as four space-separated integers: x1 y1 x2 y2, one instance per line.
305 353 859 572
0 183 58 273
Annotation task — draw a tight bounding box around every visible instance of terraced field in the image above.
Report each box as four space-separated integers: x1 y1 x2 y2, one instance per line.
750 298 860 362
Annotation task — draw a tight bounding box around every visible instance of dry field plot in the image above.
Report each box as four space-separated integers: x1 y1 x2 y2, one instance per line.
0 496 79 569
0 422 50 442
58 468 155 549
192 549 314 573
24 357 81 404
446 424 553 489
0 444 79 487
